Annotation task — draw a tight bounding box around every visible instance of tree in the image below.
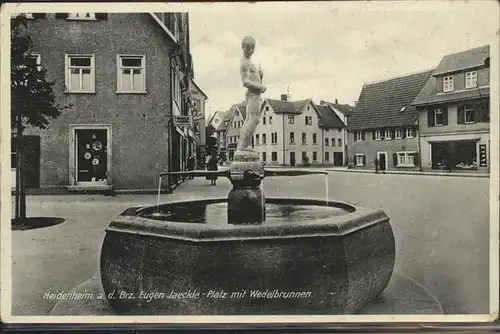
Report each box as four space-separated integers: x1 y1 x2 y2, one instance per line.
11 15 72 222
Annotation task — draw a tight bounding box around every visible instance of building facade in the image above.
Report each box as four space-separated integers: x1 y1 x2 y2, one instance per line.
347 70 433 171
189 78 208 166
315 104 347 166
11 12 195 192
225 103 246 161
412 45 490 172
252 95 342 166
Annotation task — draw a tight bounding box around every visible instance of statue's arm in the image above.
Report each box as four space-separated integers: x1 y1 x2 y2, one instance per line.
241 63 266 91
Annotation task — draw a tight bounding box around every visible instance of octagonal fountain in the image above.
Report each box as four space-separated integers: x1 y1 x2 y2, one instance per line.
99 36 396 315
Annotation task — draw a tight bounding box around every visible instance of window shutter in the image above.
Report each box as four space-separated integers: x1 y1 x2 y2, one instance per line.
393 153 398 167
413 153 419 167
427 110 434 126
457 105 465 124
361 131 365 141
442 107 448 125
32 13 46 19
55 13 69 19
372 131 375 141
95 13 108 20
362 155 366 166
402 128 406 139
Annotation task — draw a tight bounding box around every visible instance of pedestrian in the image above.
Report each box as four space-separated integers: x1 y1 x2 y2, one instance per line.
374 157 379 174
187 155 195 179
207 154 218 186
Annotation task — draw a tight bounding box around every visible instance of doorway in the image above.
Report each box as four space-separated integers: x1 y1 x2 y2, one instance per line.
76 129 108 184
333 152 343 167
290 152 296 166
377 152 387 171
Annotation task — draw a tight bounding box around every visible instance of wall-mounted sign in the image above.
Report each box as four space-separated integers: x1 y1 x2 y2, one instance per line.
479 144 487 167
174 116 190 126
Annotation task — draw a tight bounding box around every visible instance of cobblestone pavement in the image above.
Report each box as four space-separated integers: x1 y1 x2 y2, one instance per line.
10 173 490 315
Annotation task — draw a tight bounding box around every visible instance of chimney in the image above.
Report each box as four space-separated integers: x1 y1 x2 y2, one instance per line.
335 98 338 104
280 94 288 101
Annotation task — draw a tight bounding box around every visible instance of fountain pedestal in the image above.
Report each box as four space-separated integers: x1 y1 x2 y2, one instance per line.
227 150 265 225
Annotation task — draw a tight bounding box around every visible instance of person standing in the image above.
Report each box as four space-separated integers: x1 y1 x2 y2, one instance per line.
187 155 195 179
207 155 218 186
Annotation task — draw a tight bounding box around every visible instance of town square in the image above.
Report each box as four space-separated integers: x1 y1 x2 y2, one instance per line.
2 1 498 321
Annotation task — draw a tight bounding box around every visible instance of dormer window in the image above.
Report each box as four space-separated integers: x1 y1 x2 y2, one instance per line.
374 130 381 140
465 71 477 89
443 75 454 92
68 13 96 20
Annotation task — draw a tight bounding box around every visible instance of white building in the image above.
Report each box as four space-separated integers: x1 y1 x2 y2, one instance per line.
253 94 347 166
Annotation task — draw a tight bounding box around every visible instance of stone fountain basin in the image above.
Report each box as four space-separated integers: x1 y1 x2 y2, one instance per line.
100 197 395 315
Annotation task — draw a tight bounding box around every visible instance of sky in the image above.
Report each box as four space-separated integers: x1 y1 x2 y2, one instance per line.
188 1 499 119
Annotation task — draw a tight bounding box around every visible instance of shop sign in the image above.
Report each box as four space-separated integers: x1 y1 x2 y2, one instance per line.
479 144 487 167
174 116 190 126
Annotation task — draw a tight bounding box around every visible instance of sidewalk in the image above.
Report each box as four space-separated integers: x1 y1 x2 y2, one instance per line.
326 167 489 178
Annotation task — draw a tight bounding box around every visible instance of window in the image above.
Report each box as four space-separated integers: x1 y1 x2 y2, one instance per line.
255 134 260 146
325 128 329 132
355 131 364 142
263 117 266 125
265 106 270 111
406 128 415 138
262 152 267 162
302 152 307 161
313 152 317 161
262 134 267 144
68 13 96 20
301 132 306 144
374 130 381 140
65 55 95 93
465 105 476 124
290 132 295 144
325 152 330 162
338 138 342 147
443 75 454 92
312 133 317 144
355 153 365 167
434 108 445 126
325 138 329 146
305 116 313 125
395 128 403 139
271 133 278 144
465 71 477 89
27 53 41 72
331 138 335 147
271 152 278 162
117 55 146 93
288 115 295 124
269 116 272 125
396 152 416 167
384 129 392 140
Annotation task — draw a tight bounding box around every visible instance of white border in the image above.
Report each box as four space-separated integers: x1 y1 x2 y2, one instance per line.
1 1 499 325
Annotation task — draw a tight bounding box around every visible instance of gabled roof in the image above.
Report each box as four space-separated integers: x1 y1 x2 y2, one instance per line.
237 105 247 120
433 45 490 76
347 69 434 131
190 78 208 99
315 104 345 128
320 101 355 117
266 99 310 114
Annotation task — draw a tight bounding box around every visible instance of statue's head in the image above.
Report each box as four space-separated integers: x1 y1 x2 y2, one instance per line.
242 36 256 58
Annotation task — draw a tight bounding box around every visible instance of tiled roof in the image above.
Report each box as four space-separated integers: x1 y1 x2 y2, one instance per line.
320 101 355 117
412 75 490 106
433 45 490 76
216 111 233 132
347 70 434 131
266 99 310 114
315 104 345 128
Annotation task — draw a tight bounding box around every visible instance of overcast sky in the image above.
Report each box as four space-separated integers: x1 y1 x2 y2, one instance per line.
188 1 498 118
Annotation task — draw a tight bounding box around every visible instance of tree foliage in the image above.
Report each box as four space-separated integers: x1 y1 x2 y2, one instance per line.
11 14 71 130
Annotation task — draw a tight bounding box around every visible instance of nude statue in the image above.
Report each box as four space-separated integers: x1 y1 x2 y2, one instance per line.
237 36 267 152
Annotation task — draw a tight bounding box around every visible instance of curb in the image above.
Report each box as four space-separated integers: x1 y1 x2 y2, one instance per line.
326 169 489 178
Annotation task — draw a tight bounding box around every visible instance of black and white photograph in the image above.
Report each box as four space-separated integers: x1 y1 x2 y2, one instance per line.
1 1 499 324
